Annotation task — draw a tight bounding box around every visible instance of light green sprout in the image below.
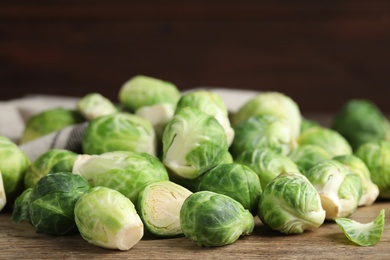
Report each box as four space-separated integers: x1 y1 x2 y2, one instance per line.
77 93 118 120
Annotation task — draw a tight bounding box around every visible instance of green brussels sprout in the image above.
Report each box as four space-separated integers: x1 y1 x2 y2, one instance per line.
11 172 90 235
232 91 301 139
180 191 254 247
72 151 169 205
288 145 331 174
75 186 143 250
20 108 85 144
258 172 325 234
118 75 180 113
176 90 235 146
355 140 390 199
235 148 299 190
137 181 192 237
220 151 234 164
303 160 362 220
0 135 30 204
332 99 390 151
297 126 352 157
77 93 118 120
162 107 228 180
82 112 156 156
230 114 296 158
24 149 78 189
197 163 262 214
300 118 321 134
333 154 379 206
0 171 6 211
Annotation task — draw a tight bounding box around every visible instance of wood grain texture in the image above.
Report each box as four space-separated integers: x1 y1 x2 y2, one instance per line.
1 202 389 259
0 1 390 113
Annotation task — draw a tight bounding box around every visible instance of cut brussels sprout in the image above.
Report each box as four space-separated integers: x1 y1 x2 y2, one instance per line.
197 163 262 214
180 191 254 247
162 107 228 180
297 126 352 157
119 75 180 113
232 91 301 139
75 186 144 250
333 154 379 206
332 99 390 151
335 209 385 246
77 93 118 120
288 145 331 174
304 160 362 220
258 172 325 234
176 90 235 146
72 151 169 205
20 108 85 144
355 140 390 199
235 148 299 190
0 135 30 205
82 112 156 156
137 181 192 237
24 149 78 189
12 172 90 235
0 171 6 212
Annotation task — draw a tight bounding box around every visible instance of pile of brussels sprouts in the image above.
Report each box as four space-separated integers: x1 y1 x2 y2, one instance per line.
1 75 388 250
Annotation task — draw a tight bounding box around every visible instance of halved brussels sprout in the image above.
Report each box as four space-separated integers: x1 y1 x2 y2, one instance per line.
82 112 156 156
137 181 192 237
197 163 262 214
288 145 331 174
77 93 118 120
332 99 390 151
355 140 390 199
258 172 326 234
0 171 6 212
176 90 234 146
0 135 30 205
235 148 299 190
297 126 352 157
333 154 379 206
232 91 301 139
72 151 169 205
75 186 144 250
303 160 362 220
162 107 228 180
180 191 254 247
12 172 90 235
20 108 85 144
24 149 78 189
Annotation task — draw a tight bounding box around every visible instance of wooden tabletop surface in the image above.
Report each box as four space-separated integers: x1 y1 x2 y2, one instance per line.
1 201 389 259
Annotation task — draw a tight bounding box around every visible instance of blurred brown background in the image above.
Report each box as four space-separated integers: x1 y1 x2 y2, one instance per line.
1 0 389 114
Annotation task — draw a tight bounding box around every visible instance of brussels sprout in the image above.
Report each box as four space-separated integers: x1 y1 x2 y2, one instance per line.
230 114 296 158
72 151 169 205
288 145 331 174
137 181 192 237
303 160 362 220
75 186 144 250
258 172 325 234
197 163 262 214
235 148 299 191
297 126 352 157
0 135 30 204
300 118 321 134
333 154 379 206
176 90 235 146
162 107 228 180
355 140 390 199
12 172 90 235
24 149 78 189
332 99 390 151
232 92 301 138
0 171 6 212
180 191 254 247
82 112 156 156
220 151 234 164
20 108 85 144
118 75 180 113
77 93 118 120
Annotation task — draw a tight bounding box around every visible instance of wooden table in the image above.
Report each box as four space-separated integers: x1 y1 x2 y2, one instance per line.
1 202 389 259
